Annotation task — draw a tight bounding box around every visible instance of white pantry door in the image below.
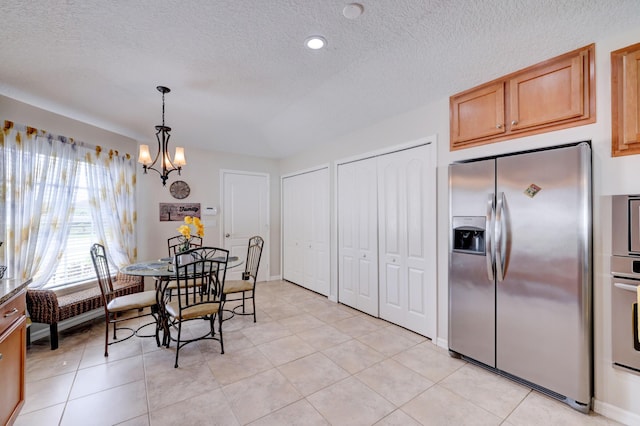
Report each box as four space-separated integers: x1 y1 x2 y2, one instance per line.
337 157 379 316
221 170 269 282
377 144 435 337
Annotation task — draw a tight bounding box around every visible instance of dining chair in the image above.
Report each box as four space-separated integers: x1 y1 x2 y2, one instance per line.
90 243 160 357
222 235 264 323
159 246 229 368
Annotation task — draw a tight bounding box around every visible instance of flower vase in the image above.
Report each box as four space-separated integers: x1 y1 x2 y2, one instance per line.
179 238 191 253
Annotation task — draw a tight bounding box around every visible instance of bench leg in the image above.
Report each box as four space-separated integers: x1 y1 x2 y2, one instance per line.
50 323 59 350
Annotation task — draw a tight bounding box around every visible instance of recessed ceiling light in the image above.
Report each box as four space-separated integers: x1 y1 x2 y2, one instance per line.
305 36 327 50
343 3 364 20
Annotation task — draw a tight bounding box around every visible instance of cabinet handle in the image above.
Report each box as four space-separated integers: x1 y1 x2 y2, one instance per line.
0 353 3 361
363 254 367 258
511 120 518 125
3 307 18 318
225 233 230 238
496 124 502 129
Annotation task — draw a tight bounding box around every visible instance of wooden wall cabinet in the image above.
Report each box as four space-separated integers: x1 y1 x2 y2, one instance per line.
451 44 595 150
612 42 640 157
0 290 27 426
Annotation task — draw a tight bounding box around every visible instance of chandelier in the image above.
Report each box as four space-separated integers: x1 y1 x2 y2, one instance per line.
138 86 186 186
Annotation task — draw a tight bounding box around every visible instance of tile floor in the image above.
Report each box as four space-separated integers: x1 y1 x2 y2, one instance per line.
17 280 620 426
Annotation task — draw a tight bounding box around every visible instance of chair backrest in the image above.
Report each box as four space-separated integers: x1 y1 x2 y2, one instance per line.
172 247 229 308
90 243 114 302
168 235 203 256
243 236 264 281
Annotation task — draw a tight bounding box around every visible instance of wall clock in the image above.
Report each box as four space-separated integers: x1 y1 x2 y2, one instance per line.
169 180 191 199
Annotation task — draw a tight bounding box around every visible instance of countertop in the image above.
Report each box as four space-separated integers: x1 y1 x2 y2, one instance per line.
0 277 32 304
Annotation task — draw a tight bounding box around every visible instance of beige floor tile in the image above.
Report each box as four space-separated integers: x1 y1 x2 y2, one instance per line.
25 346 84 383
506 391 621 426
145 360 220 411
21 371 75 414
207 345 274 385
257 334 316 366
332 315 381 337
322 339 385 374
278 352 350 396
61 380 148 426
23 281 621 426
307 377 395 425
356 358 434 406
241 320 292 345
117 414 150 426
14 403 65 426
248 399 329 426
277 313 326 333
70 355 145 399
149 389 239 426
439 363 530 418
401 385 502 425
357 327 418 357
79 336 142 368
393 342 466 382
296 324 351 351
222 368 301 424
374 409 422 426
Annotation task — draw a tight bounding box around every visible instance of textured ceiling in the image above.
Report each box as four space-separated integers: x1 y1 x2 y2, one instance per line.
1 0 639 158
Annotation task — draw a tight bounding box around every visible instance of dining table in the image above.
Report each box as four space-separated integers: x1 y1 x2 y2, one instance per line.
121 255 243 347
120 255 243 278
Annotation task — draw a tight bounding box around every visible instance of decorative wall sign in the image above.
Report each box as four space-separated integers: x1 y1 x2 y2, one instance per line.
159 203 201 222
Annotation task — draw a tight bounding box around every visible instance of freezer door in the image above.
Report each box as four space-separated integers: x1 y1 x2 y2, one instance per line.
449 159 496 367
495 143 591 405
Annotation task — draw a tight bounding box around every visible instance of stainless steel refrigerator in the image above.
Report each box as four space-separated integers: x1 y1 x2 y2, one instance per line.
448 142 592 412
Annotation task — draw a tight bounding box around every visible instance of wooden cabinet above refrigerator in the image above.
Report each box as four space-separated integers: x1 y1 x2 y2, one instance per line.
450 44 595 151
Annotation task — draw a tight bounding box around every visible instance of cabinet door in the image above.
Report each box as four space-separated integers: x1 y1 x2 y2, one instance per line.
509 50 587 131
0 316 26 426
338 158 378 316
612 43 640 156
378 145 435 337
451 82 505 146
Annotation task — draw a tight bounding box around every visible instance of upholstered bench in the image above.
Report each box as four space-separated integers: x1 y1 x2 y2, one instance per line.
26 273 144 350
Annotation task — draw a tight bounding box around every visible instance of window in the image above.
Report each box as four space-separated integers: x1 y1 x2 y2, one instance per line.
45 163 116 289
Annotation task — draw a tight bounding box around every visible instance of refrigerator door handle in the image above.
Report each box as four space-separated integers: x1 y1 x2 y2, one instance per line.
486 193 495 281
495 192 506 282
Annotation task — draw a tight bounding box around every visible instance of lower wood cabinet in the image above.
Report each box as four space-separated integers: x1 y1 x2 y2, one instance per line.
0 290 27 426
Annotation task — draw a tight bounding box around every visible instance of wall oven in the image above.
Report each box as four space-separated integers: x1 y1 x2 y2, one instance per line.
611 195 640 374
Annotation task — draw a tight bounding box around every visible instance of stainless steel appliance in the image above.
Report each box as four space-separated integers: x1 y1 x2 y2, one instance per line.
448 142 592 413
611 195 640 374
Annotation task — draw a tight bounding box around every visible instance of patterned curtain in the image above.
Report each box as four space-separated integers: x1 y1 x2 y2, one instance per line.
0 120 80 287
84 146 138 268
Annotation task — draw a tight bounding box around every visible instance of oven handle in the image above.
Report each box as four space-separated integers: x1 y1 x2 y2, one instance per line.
614 282 639 293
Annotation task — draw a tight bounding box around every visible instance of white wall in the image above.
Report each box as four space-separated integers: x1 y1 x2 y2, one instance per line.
279 30 640 424
136 147 281 278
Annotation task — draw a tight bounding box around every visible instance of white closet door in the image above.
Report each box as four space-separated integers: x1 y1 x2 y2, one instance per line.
338 158 378 316
378 144 435 337
310 168 330 295
282 176 303 284
282 168 330 295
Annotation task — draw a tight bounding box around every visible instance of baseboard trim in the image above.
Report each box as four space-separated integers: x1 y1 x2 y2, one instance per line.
29 309 103 343
593 399 640 425
269 274 282 281
436 336 448 350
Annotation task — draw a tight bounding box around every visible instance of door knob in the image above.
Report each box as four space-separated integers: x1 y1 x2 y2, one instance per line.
225 233 230 238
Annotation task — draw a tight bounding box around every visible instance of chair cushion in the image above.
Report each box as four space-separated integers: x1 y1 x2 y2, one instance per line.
223 280 253 294
165 301 221 321
107 290 157 312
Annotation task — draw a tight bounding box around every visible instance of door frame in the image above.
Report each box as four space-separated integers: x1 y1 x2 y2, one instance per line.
220 169 270 282
333 135 438 336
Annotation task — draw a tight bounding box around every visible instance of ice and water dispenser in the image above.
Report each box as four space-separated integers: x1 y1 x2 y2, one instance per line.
452 216 485 255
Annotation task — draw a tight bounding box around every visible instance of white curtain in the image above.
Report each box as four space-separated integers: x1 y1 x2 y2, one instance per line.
0 121 80 287
84 146 138 268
